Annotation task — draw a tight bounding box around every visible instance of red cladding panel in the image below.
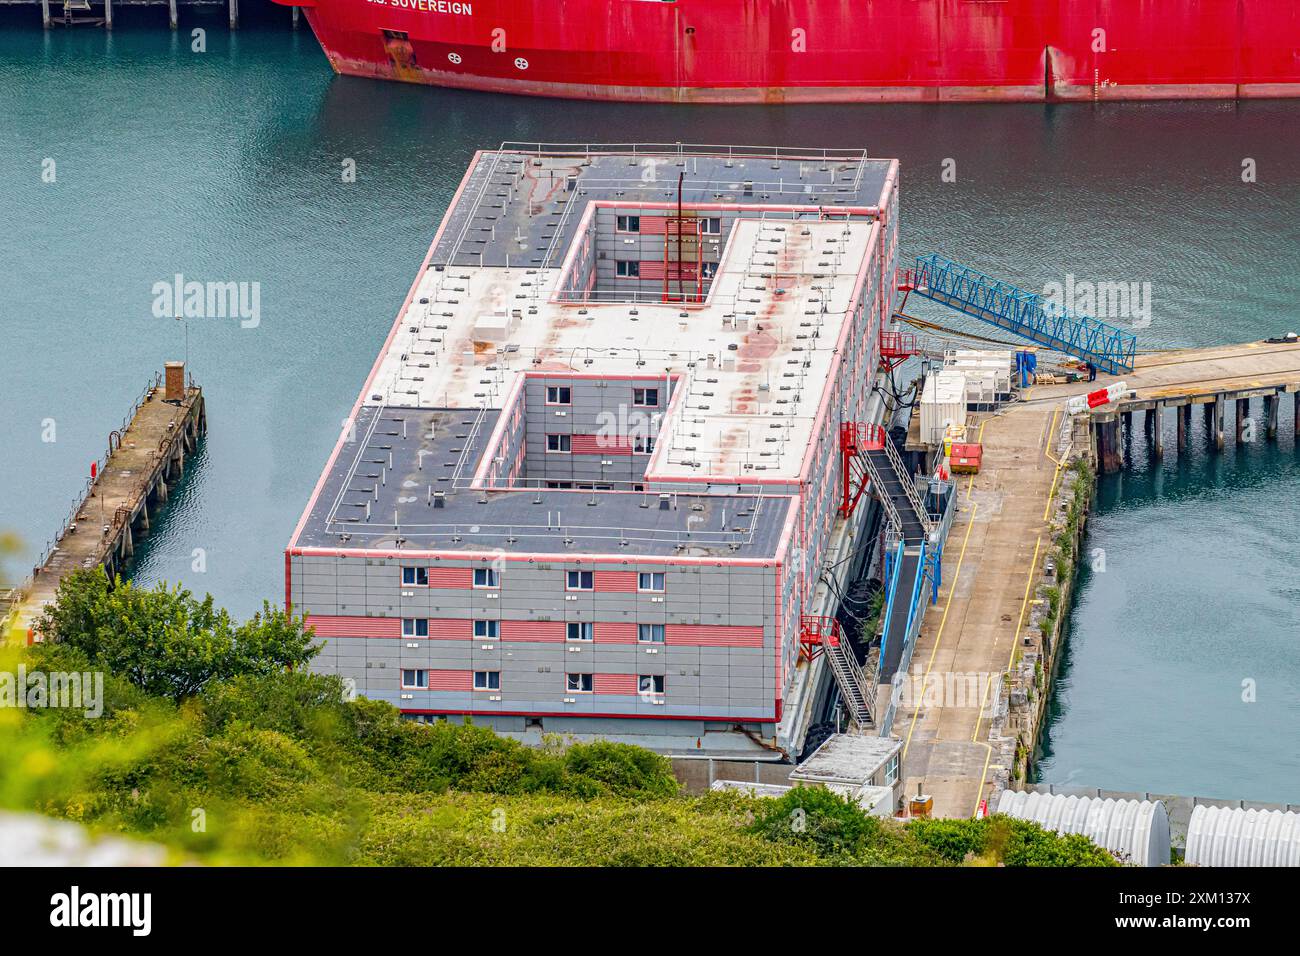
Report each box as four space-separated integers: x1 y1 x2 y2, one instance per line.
305 615 401 638
594 674 638 695
593 571 638 592
666 624 764 647
501 621 566 642
428 567 473 588
571 434 633 455
598 622 638 643
428 670 473 692
429 618 472 640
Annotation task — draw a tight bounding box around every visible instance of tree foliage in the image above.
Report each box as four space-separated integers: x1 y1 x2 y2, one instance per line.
1 574 1118 866
36 570 317 700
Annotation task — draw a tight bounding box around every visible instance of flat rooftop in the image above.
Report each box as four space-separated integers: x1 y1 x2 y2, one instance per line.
296 404 791 558
295 144 895 558
790 733 903 785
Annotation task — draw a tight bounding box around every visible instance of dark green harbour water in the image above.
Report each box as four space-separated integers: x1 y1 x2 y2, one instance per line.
3 18 1298 801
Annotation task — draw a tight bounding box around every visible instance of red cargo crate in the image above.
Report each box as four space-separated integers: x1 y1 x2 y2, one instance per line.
949 442 983 474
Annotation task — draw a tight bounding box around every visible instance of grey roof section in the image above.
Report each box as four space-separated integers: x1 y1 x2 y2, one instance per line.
296 405 789 559
433 144 891 270
790 733 903 786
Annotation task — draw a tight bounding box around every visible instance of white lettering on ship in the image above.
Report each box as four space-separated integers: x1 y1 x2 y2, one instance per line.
366 0 473 14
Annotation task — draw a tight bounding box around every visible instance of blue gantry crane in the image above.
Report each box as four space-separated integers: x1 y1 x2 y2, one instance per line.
901 254 1138 374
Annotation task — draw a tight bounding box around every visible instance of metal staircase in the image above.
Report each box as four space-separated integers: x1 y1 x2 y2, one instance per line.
854 424 932 544
902 254 1138 374
801 616 873 727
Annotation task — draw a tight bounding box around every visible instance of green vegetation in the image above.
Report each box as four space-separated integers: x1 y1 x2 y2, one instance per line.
1042 456 1094 641
0 570 1117 867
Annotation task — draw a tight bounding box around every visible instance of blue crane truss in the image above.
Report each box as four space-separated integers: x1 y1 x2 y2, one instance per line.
908 254 1138 374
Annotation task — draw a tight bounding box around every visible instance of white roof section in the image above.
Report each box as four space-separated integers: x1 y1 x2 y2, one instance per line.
364 216 875 482
1185 805 1300 866
996 790 1170 867
790 732 902 786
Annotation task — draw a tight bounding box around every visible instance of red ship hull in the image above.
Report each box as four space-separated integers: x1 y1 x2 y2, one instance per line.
278 0 1300 103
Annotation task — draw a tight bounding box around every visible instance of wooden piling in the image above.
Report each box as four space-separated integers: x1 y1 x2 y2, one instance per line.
1176 403 1188 451
229 0 238 28
1152 406 1164 460
104 0 112 28
292 5 299 27
42 0 50 28
1212 396 1225 451
1266 394 1279 440
1095 413 1122 474
169 0 177 29
1295 392 1300 438
1236 397 1250 442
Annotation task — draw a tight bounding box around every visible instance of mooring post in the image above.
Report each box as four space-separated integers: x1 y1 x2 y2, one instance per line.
169 0 177 29
229 0 238 29
1266 394 1279 440
1237 397 1250 442
1212 397 1225 452
104 0 112 29
42 0 51 28
1095 413 1122 474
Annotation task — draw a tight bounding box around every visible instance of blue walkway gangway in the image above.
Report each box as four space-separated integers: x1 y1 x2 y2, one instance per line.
904 254 1138 374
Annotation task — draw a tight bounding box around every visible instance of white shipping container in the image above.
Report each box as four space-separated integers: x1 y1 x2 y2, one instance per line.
944 349 1013 396
920 370 967 446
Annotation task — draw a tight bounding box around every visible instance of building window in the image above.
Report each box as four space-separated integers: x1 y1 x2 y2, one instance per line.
546 434 571 453
884 753 900 787
702 217 722 235
473 619 499 639
401 669 427 689
545 385 571 405
637 624 665 643
473 568 499 588
546 480 574 489
566 570 594 591
401 566 428 586
638 572 665 592
701 260 718 279
638 675 665 695
633 435 656 455
566 622 593 641
402 618 429 638
566 673 593 693
473 670 500 691
616 260 640 278
632 387 659 407
615 214 641 233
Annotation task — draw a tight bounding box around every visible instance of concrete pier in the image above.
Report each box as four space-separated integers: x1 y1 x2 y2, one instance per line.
897 337 1300 818
3 365 206 643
